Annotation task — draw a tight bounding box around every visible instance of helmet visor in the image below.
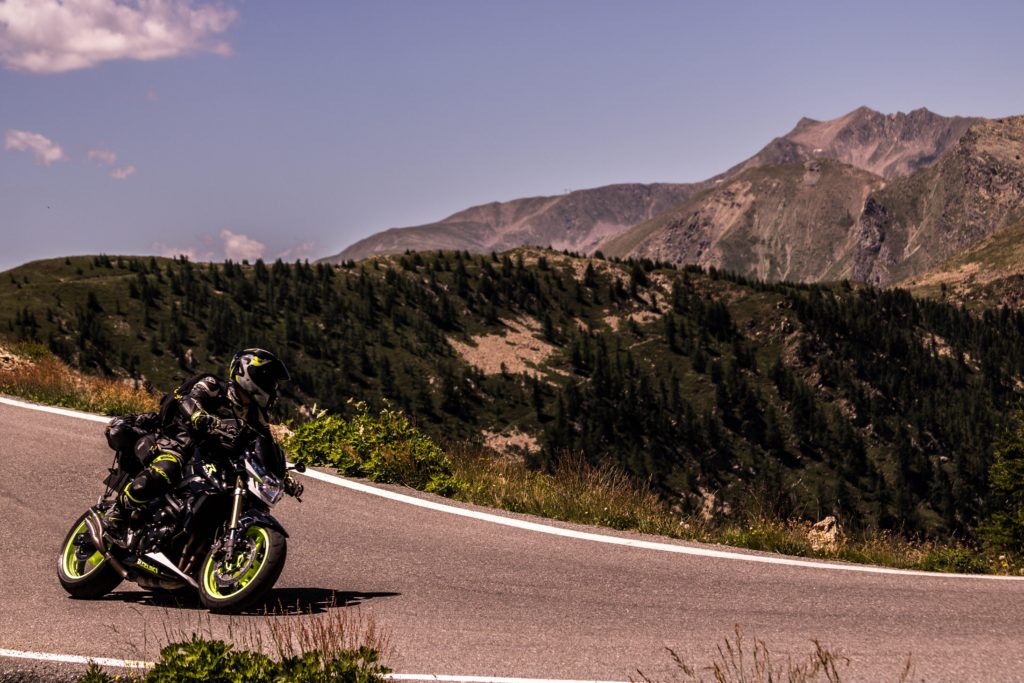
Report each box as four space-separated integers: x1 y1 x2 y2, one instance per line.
248 358 289 408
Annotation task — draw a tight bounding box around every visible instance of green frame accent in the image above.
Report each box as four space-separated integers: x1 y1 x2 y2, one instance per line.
62 520 105 579
202 526 271 599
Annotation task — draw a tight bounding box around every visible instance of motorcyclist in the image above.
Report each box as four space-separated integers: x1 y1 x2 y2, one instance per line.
103 347 296 545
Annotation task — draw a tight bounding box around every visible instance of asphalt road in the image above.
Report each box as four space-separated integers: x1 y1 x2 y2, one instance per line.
2 399 1024 682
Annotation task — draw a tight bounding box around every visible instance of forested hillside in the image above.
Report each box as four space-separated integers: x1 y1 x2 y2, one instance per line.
4 250 1024 541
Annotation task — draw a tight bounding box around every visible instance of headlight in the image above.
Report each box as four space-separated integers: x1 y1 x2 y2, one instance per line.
245 460 285 505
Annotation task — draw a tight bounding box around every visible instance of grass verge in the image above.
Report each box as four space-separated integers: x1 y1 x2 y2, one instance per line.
78 603 390 682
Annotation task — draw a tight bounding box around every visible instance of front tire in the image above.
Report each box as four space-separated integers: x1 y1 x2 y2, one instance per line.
57 512 123 598
198 525 286 613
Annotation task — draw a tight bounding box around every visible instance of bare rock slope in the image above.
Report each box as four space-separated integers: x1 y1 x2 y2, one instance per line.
606 115 1024 285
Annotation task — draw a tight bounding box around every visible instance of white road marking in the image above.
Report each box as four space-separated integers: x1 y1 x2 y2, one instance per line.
387 676 627 683
0 396 110 423
0 648 151 669
0 648 629 683
2 394 1023 581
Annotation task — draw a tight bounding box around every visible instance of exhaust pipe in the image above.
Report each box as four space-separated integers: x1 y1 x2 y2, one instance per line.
84 510 129 579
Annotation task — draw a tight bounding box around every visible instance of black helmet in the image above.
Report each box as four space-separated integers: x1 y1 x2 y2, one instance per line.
229 348 290 408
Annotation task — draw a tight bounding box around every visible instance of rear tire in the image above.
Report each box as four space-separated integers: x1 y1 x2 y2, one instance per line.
198 525 286 613
57 512 123 598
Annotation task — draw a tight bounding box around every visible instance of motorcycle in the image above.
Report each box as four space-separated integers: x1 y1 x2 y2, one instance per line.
57 418 304 612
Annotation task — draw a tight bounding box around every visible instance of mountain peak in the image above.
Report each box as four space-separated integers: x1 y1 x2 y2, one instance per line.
771 106 979 179
849 105 881 117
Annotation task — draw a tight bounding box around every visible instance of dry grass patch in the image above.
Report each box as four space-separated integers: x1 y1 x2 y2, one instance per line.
632 625 922 683
449 447 698 535
0 342 158 415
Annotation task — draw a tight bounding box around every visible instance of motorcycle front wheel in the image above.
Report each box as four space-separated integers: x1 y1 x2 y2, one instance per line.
57 512 123 598
198 525 286 612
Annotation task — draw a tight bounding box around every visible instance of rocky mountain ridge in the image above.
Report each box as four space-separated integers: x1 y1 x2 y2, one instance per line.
325 108 1024 289
330 182 707 263
727 106 978 180
605 115 1024 285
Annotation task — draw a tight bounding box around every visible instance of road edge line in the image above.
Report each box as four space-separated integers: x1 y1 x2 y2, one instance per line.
0 396 110 423
3 393 1022 581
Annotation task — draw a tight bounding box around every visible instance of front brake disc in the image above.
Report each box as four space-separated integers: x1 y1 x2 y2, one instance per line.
213 540 257 588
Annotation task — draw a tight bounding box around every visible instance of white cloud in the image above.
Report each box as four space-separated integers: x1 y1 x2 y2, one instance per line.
155 231 301 263
153 242 213 261
87 147 117 165
4 128 65 165
0 0 238 75
111 164 137 179
220 229 265 261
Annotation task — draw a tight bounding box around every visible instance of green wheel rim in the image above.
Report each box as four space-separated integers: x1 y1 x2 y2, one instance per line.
62 520 105 579
202 526 271 599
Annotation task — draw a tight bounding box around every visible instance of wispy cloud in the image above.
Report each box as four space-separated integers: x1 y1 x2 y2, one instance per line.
220 229 265 261
0 0 238 75
111 164 137 180
88 147 137 179
4 129 65 165
87 148 118 165
276 241 316 261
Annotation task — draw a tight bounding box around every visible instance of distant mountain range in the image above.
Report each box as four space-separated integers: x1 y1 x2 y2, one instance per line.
324 107 1024 289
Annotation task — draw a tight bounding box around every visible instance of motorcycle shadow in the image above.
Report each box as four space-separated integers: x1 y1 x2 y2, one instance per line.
88 587 400 615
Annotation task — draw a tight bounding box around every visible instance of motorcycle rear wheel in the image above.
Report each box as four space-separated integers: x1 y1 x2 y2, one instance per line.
198 525 286 613
57 512 123 598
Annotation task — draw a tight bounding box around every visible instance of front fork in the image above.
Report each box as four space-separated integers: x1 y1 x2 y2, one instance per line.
223 475 245 556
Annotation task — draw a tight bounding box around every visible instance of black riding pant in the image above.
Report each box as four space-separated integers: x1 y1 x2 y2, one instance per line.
117 441 185 511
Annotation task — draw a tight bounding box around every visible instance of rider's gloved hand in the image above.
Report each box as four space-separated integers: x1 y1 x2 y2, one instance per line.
284 473 304 500
192 412 219 434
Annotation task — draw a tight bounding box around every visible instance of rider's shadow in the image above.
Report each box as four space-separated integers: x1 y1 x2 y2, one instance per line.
256 587 401 615
88 587 399 615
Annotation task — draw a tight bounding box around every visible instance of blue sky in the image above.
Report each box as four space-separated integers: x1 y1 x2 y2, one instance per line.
3 0 1024 270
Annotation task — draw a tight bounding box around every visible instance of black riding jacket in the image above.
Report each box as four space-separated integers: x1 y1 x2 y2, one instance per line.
161 375 270 452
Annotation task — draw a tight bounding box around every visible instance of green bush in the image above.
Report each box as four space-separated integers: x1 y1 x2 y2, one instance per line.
918 546 992 574
288 401 462 496
78 636 389 683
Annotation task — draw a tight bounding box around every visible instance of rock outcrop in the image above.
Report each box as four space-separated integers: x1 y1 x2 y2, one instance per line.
808 516 845 554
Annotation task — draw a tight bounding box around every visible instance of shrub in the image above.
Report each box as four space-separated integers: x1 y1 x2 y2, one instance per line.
288 401 461 495
917 546 992 574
